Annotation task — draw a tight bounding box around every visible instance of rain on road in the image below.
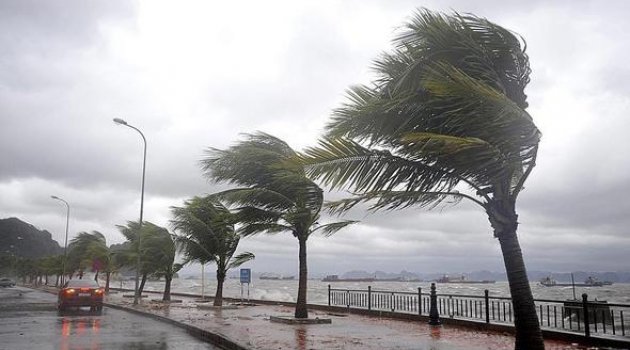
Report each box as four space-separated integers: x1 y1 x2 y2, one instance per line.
0 286 217 350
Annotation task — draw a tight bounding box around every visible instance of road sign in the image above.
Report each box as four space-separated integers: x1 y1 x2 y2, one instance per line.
240 268 251 284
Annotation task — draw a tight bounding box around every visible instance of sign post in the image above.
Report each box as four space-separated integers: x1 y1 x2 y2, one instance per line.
240 268 251 303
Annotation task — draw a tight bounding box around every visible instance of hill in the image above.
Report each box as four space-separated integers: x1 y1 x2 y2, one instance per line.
0 217 63 258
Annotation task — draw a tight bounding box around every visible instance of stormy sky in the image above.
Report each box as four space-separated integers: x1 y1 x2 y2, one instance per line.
2 0 629 276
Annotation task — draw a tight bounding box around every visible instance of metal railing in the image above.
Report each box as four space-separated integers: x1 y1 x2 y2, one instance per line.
328 284 630 340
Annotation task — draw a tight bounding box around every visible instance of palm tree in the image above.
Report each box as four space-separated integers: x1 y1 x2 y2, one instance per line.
201 133 357 318
39 255 63 286
116 221 165 295
171 196 254 306
140 226 183 301
85 241 120 293
15 257 35 284
302 9 543 349
68 231 109 281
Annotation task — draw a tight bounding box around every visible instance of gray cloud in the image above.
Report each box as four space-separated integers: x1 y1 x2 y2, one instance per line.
1 0 629 275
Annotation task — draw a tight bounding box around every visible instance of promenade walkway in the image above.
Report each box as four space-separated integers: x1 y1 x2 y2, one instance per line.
104 290 592 350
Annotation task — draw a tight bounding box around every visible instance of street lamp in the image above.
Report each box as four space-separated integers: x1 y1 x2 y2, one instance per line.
113 117 147 306
51 196 70 285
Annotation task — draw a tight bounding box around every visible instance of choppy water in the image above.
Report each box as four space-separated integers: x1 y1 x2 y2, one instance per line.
116 278 630 305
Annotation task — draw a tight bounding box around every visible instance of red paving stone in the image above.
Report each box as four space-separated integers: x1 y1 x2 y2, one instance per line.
105 292 598 350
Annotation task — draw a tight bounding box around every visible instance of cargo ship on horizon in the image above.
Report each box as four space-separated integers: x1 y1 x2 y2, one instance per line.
434 275 496 284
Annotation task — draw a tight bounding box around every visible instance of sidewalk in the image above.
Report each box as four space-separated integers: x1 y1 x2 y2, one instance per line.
104 291 589 350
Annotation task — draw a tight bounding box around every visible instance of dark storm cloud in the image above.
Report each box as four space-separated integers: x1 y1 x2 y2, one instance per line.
0 0 140 186
0 0 137 90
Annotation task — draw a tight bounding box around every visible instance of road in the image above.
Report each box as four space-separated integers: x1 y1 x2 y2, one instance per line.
0 286 218 350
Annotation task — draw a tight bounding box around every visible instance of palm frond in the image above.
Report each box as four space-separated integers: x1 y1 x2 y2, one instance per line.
311 220 359 237
201 132 300 189
238 223 294 237
301 137 460 194
203 132 351 242
227 252 255 270
310 9 539 205
325 189 476 215
212 187 296 211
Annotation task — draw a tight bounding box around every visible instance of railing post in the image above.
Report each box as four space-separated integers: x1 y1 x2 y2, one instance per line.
328 284 331 306
582 293 590 338
391 292 395 312
418 287 422 315
428 283 441 325
484 290 490 323
368 286 372 311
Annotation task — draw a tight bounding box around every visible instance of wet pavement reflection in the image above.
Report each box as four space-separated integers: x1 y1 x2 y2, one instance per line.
295 327 307 350
0 286 216 350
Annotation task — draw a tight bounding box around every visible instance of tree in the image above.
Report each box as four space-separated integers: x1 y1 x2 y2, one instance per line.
140 226 183 301
201 133 356 318
85 241 120 293
68 231 108 281
116 221 166 295
171 196 254 306
15 257 36 284
39 255 63 286
302 9 543 349
66 231 119 291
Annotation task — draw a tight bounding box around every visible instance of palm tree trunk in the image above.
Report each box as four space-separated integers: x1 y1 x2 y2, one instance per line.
139 273 148 295
163 274 172 301
295 237 308 319
105 272 111 293
214 270 225 306
489 202 544 350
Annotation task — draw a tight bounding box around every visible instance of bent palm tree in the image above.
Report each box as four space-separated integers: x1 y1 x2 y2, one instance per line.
171 196 254 306
140 226 182 301
116 221 164 295
302 10 543 349
202 133 357 318
68 231 108 281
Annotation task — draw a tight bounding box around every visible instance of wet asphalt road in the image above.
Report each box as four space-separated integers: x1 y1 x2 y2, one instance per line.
0 286 217 350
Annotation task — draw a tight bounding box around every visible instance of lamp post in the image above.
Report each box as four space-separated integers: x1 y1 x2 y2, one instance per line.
113 117 146 306
51 196 70 285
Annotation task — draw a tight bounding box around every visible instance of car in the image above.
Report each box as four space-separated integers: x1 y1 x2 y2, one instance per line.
58 279 104 312
0 277 16 287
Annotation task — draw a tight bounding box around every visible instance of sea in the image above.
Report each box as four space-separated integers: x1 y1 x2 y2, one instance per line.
115 277 630 305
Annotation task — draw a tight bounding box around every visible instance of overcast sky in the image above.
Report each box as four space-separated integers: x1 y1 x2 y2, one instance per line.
2 0 629 276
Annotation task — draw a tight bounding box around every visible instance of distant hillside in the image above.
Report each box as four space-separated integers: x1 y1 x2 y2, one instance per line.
0 217 63 258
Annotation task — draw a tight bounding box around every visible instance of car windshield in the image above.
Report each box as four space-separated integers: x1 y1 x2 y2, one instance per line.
65 279 100 288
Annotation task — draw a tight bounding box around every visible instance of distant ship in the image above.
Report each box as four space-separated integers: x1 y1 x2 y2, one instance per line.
434 275 495 284
374 277 423 282
322 275 375 282
259 273 295 280
539 276 610 287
